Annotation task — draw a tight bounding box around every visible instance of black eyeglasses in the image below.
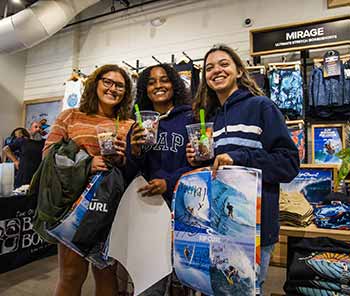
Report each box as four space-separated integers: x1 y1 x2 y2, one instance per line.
100 78 125 90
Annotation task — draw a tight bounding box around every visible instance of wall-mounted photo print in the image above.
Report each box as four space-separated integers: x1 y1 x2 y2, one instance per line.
287 120 306 163
280 164 338 205
312 124 345 164
23 97 62 139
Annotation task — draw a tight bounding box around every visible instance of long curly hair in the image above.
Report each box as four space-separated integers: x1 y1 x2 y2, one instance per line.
193 44 264 120
135 63 190 111
79 64 132 119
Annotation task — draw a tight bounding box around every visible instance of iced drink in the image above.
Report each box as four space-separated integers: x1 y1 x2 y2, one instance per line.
138 111 160 145
96 125 116 156
186 122 214 161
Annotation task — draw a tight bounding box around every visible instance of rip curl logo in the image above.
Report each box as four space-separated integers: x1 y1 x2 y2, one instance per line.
0 219 20 255
88 200 108 213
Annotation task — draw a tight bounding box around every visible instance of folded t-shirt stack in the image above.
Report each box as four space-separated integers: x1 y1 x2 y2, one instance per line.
280 191 314 227
284 237 350 296
314 192 350 230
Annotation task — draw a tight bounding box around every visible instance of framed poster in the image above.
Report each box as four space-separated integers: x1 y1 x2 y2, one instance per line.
281 164 338 205
287 120 306 163
311 124 345 164
23 97 62 138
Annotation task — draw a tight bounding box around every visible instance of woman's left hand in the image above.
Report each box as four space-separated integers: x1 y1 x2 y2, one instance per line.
212 153 234 178
138 179 167 197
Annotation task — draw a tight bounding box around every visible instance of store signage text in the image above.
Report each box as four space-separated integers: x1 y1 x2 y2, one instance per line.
250 16 349 55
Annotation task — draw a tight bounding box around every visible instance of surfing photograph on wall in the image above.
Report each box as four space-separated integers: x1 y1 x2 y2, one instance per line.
312 124 345 164
172 166 261 296
287 120 306 163
280 164 337 205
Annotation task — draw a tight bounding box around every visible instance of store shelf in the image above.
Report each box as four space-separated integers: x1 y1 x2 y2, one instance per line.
280 224 350 241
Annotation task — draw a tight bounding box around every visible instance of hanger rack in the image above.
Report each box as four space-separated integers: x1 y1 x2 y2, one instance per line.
152 56 162 64
286 119 304 125
181 51 204 63
122 60 145 73
247 65 266 74
268 61 301 70
64 68 88 85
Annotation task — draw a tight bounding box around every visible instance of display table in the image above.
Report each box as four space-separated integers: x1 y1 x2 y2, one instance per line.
271 224 350 267
0 194 57 273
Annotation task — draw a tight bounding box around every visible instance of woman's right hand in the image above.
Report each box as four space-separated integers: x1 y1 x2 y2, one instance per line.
91 156 108 173
130 123 146 156
186 142 200 167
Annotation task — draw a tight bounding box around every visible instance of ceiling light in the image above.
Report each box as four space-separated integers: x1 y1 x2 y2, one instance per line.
12 0 22 4
150 17 166 27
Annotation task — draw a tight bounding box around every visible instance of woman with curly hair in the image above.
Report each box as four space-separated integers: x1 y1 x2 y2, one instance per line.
44 64 134 296
127 63 194 295
128 63 193 203
187 44 299 294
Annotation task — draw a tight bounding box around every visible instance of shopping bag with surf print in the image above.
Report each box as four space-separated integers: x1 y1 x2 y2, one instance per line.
47 168 124 269
172 166 261 296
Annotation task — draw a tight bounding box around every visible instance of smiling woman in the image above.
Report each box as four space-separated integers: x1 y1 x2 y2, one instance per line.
43 64 134 296
126 63 194 295
187 44 300 293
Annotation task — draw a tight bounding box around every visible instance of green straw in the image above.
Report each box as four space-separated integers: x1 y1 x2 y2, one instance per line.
115 114 119 134
199 109 208 143
134 104 143 128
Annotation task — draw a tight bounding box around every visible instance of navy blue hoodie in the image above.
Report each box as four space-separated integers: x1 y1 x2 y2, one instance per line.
211 89 299 246
126 105 194 204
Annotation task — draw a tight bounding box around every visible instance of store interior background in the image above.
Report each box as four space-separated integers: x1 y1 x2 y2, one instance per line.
0 0 348 295
0 0 348 143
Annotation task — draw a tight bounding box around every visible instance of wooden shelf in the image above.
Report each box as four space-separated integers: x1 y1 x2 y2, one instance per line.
280 224 350 241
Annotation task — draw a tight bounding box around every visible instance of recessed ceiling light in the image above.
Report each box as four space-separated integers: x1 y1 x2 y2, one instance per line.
12 0 22 4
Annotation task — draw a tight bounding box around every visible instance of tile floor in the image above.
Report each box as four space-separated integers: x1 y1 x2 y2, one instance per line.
0 255 286 295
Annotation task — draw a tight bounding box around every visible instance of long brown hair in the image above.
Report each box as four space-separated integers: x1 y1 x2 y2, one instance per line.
79 64 132 119
193 44 264 120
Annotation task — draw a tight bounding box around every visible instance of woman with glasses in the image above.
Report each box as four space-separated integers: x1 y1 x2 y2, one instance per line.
186 44 299 294
44 64 133 296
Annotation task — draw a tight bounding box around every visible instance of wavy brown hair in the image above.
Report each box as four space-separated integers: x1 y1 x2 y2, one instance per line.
79 64 132 119
193 44 264 120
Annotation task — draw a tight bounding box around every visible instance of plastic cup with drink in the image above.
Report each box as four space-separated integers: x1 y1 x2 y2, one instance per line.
96 124 117 156
134 104 160 146
186 122 215 161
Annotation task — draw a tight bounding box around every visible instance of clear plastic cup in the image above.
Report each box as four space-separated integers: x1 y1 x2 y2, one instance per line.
138 111 160 145
96 124 116 156
186 122 214 161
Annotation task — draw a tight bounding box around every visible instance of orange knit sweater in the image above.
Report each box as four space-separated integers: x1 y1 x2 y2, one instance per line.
44 108 133 156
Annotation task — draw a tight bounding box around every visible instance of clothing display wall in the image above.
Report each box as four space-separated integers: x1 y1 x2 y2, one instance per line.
309 57 350 119
268 65 304 119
